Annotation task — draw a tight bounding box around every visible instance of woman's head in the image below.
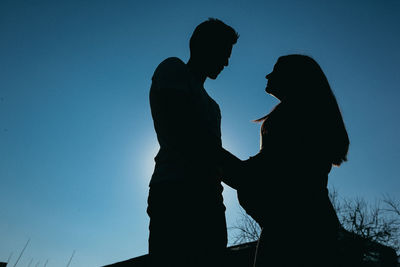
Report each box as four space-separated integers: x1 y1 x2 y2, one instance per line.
264 54 349 166
266 55 330 102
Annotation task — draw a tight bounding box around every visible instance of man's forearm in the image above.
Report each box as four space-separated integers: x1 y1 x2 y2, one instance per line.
220 148 243 189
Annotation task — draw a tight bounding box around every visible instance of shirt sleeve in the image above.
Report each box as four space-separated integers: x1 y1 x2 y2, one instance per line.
151 57 192 94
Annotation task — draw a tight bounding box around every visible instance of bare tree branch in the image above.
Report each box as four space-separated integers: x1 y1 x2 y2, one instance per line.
229 207 261 245
229 188 400 256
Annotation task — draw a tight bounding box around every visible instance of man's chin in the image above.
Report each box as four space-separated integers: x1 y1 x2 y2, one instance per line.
208 72 221 80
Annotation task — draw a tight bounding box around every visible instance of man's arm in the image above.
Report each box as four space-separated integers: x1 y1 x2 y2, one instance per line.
220 148 244 190
221 148 273 190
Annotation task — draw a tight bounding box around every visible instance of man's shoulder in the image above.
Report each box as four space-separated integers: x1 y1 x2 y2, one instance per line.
159 57 186 68
152 57 189 83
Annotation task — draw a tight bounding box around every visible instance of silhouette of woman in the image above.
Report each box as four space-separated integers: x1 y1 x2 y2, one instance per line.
222 54 349 267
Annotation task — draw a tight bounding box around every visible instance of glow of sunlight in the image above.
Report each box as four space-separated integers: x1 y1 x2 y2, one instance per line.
136 135 240 204
222 135 239 155
140 139 159 185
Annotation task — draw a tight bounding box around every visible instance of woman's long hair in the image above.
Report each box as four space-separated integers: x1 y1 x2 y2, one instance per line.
259 54 349 166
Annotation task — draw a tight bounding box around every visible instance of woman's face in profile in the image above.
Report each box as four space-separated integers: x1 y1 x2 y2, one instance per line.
265 61 287 100
266 59 300 101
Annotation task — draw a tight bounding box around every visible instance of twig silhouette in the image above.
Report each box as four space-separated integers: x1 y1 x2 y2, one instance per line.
13 238 30 267
66 250 75 267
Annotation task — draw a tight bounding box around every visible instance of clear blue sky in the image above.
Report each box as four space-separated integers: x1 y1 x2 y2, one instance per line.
1 0 399 266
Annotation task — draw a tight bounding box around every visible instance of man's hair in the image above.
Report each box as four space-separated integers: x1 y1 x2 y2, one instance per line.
189 18 239 56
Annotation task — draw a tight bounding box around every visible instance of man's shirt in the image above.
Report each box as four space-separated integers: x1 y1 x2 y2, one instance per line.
149 57 222 185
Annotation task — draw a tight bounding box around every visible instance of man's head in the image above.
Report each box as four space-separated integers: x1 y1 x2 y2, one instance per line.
189 18 239 79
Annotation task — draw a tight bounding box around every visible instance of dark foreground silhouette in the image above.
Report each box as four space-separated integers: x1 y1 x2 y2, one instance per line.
103 228 398 267
143 16 393 267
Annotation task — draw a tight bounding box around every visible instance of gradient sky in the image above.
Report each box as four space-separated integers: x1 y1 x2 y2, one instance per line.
1 0 399 266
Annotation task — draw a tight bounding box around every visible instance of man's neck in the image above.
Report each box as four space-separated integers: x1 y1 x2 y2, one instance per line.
186 58 207 85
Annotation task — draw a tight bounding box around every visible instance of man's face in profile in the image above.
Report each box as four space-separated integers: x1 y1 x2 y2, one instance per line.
205 44 233 80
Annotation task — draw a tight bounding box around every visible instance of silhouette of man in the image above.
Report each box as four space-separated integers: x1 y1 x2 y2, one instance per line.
147 18 238 266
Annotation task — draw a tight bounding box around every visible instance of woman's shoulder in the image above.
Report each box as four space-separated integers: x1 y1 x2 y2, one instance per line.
260 103 293 134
